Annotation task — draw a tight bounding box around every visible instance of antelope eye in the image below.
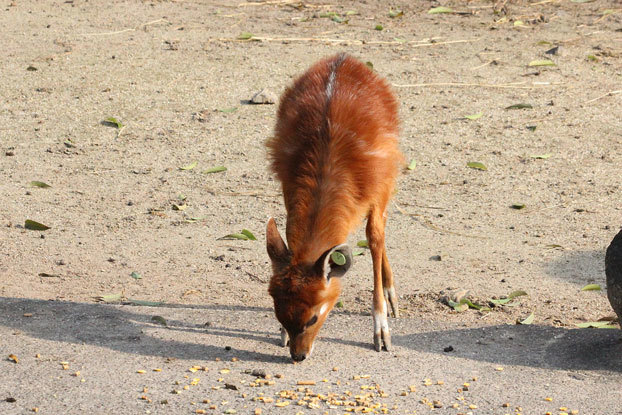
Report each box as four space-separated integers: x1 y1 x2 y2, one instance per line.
305 315 318 328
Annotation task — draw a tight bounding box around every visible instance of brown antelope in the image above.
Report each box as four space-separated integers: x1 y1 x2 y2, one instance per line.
265 53 402 361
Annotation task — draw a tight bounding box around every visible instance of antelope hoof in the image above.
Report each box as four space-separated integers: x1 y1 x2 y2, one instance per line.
373 312 391 351
384 286 400 318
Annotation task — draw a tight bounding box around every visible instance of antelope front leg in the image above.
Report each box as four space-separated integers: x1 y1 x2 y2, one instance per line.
367 209 391 352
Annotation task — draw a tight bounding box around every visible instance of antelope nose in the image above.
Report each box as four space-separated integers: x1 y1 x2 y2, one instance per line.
291 352 306 362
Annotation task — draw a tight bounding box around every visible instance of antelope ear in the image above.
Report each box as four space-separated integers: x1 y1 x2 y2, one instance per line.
316 244 352 280
266 218 289 265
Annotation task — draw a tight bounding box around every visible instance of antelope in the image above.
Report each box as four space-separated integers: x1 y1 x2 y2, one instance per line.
265 53 402 361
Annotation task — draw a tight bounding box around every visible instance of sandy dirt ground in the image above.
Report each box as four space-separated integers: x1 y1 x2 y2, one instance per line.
1 0 621 414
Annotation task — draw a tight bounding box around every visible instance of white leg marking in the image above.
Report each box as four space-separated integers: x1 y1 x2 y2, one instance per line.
280 325 289 347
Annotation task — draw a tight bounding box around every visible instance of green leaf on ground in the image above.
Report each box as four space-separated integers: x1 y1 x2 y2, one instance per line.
530 154 551 159
220 230 256 241
506 103 533 110
241 229 257 240
353 250 365 256
374 24 383 30
25 219 50 231
331 251 346 266
407 159 417 170
237 32 254 40
511 204 526 210
389 9 404 18
130 271 142 280
335 300 344 308
448 299 469 312
517 312 534 325
581 284 601 291
464 112 483 120
129 299 163 307
96 293 122 303
428 6 453 14
357 240 369 248
29 181 51 188
179 161 197 171
218 107 237 113
151 316 168 326
467 161 487 171
528 59 556 67
490 290 528 305
365 61 374 70
103 117 123 128
576 321 617 328
203 166 227 174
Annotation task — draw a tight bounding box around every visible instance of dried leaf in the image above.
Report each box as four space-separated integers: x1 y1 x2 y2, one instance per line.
466 161 487 171
8 354 18 364
25 219 50 231
511 204 526 210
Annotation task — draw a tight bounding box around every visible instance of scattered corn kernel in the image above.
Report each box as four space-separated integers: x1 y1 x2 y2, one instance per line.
275 401 290 407
469 404 478 409
153 368 162 372
219 369 230 374
195 410 206 415
495 367 504 371
136 370 146 374
437 380 444 385
559 408 568 412
545 397 553 402
297 380 316 385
